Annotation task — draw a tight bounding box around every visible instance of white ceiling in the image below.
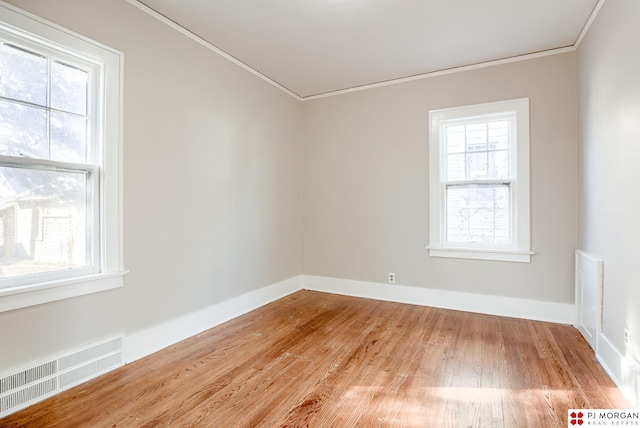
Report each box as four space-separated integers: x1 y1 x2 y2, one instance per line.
136 0 600 99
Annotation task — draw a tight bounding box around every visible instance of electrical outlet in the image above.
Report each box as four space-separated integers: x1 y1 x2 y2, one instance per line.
388 272 395 284
624 328 631 347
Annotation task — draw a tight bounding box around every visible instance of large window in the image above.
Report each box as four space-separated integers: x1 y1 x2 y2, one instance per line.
428 98 532 262
0 3 124 311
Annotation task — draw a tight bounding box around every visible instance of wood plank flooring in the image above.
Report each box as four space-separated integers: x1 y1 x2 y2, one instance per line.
0 290 628 427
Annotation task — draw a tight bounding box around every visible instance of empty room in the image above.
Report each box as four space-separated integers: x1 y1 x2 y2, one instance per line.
0 0 639 426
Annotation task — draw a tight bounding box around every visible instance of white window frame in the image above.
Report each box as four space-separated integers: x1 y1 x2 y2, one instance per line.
428 98 533 263
0 2 126 312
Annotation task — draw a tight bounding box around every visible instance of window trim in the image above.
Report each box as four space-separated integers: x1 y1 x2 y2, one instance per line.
428 98 533 263
0 2 126 312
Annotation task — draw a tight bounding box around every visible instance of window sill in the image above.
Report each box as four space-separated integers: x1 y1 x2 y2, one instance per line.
0 271 128 313
427 246 534 263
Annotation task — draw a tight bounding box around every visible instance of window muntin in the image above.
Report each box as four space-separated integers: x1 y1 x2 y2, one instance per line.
429 99 531 262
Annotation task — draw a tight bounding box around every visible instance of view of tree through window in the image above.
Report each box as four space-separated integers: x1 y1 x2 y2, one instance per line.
0 41 93 284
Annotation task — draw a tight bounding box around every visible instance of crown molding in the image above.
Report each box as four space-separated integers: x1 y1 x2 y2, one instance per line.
125 0 604 102
303 46 576 101
125 0 303 101
575 0 607 48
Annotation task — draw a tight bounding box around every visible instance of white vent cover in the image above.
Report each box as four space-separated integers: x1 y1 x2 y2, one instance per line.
575 251 603 351
0 335 123 418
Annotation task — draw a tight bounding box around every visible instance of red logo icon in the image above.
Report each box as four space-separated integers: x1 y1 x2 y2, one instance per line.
570 411 584 425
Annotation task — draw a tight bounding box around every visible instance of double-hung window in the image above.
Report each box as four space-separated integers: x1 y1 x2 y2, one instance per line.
0 3 124 311
428 98 532 262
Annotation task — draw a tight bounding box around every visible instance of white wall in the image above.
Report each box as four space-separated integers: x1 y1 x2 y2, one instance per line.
0 0 302 370
577 0 640 404
302 53 578 305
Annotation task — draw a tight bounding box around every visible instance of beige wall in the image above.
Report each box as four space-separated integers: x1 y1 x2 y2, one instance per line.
302 53 578 303
0 0 302 369
577 0 640 355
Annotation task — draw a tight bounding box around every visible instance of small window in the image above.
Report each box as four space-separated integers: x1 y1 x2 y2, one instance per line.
428 98 532 262
0 3 125 311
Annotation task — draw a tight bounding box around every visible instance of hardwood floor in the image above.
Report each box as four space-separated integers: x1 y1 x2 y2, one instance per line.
1 290 628 427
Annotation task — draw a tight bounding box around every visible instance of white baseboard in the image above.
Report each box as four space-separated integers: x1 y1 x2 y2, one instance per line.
596 332 640 407
123 274 577 364
123 275 302 363
597 333 625 388
302 275 576 325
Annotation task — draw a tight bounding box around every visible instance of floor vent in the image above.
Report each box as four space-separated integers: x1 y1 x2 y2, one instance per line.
0 335 123 418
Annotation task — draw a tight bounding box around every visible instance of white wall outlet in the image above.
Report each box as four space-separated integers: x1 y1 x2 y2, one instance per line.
388 272 395 284
624 328 631 347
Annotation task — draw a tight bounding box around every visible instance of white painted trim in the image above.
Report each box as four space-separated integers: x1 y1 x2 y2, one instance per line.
428 247 534 263
302 47 576 101
574 250 604 350
575 0 607 48
122 275 303 363
0 271 127 313
124 0 302 101
597 333 624 390
303 275 575 325
596 332 639 407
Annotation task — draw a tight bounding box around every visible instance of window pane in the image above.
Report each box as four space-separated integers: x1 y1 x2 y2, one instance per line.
0 100 48 159
446 153 465 181
0 167 89 282
466 123 487 151
0 43 47 106
446 125 465 153
466 152 487 179
488 120 509 150
446 185 510 245
51 112 87 163
488 150 509 179
51 61 88 115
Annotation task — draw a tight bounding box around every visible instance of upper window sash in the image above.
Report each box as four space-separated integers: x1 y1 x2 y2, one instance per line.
439 112 517 183
0 30 100 165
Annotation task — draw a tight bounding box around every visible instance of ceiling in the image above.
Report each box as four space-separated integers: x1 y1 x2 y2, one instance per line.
136 0 600 99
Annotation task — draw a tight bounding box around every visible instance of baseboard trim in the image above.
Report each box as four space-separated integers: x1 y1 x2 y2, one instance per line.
123 274 577 364
302 275 575 325
597 332 624 387
596 332 640 407
123 275 303 364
